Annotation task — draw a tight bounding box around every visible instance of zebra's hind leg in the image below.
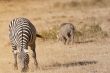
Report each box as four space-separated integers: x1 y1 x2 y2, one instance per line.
70 34 74 45
12 45 18 70
61 36 66 44
30 43 38 69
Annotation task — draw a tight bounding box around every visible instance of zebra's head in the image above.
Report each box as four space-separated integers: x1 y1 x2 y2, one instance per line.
18 49 29 72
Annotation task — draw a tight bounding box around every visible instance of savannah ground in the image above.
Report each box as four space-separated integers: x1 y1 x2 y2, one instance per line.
0 0 110 73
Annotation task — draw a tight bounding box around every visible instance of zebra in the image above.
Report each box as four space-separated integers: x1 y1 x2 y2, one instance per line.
9 17 42 72
57 23 75 44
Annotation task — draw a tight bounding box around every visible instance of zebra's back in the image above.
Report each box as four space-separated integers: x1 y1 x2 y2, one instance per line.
9 17 37 46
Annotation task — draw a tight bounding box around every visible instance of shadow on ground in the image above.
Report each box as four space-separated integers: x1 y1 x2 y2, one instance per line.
42 60 97 70
75 40 94 44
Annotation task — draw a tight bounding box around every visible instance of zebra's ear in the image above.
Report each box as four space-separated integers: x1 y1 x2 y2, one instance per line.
24 49 29 54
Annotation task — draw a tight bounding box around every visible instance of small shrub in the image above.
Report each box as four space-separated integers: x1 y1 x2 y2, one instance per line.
74 23 108 42
78 24 108 41
40 25 58 40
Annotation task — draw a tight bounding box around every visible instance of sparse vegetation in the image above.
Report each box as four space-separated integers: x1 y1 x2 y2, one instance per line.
53 0 109 9
74 24 108 42
40 23 108 42
0 0 110 73
40 25 58 40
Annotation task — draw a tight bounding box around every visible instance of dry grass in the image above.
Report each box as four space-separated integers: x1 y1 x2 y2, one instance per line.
0 0 110 73
53 0 109 9
74 22 108 42
39 21 108 42
40 25 58 40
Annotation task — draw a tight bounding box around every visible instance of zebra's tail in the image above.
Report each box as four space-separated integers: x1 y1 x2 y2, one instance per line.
36 34 43 38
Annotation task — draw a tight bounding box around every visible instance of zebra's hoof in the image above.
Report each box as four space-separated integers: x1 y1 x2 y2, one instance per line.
21 68 28 72
14 64 18 70
21 66 29 72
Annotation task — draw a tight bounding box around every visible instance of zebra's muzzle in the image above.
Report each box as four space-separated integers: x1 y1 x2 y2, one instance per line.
13 49 29 54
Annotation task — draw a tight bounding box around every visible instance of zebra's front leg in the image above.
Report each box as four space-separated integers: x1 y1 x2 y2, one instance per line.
30 43 38 68
70 34 74 45
13 52 18 70
12 46 18 70
62 37 66 44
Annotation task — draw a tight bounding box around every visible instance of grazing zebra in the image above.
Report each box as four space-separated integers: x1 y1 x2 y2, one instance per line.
57 23 75 44
9 17 42 72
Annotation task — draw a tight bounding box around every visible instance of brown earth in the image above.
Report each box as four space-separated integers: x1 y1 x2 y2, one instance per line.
0 0 110 73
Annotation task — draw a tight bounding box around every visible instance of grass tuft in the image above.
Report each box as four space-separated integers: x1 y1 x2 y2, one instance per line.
40 25 58 40
53 0 108 9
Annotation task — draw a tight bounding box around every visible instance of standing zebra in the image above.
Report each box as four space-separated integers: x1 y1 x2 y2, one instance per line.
9 17 41 72
57 23 75 44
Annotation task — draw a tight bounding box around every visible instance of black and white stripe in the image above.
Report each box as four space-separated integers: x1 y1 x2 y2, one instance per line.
9 17 38 72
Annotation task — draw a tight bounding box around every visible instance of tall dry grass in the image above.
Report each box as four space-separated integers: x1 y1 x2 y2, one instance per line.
53 0 110 9
37 17 109 42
